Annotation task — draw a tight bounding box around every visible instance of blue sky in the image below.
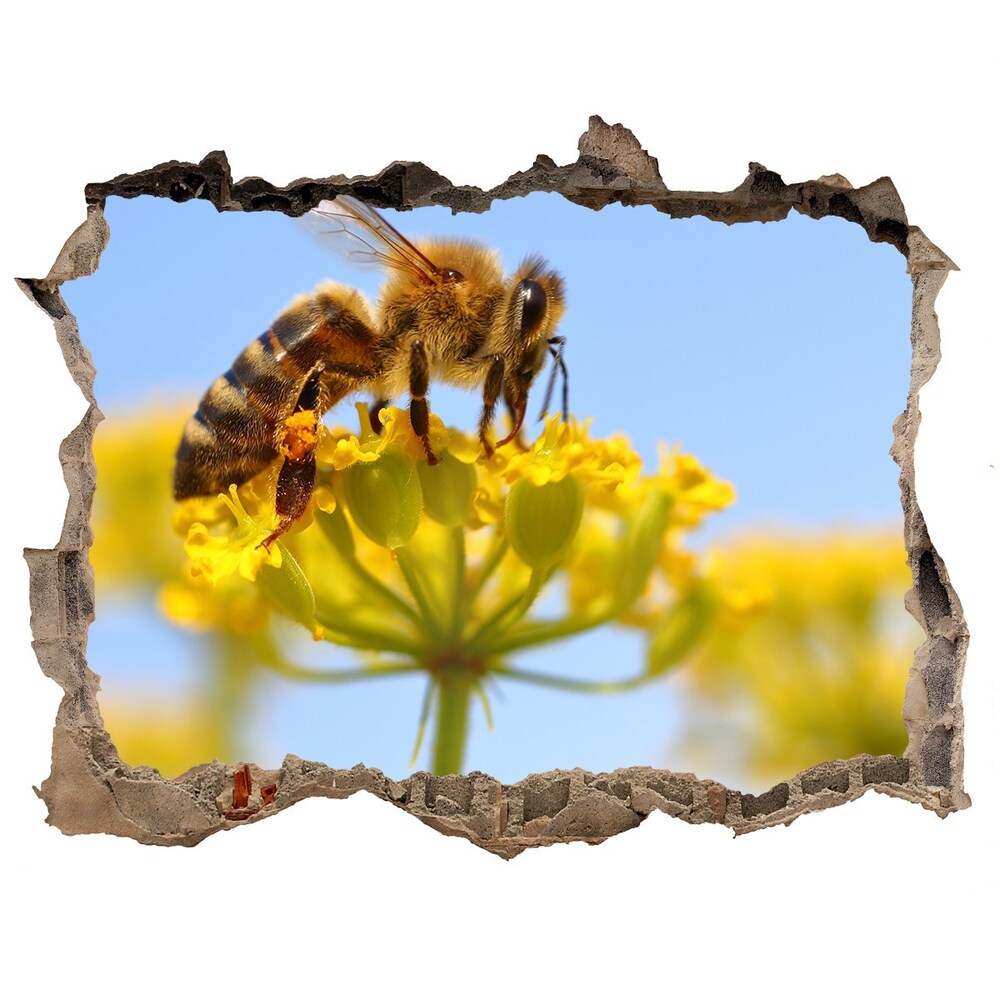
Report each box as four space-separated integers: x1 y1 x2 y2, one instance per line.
63 192 912 785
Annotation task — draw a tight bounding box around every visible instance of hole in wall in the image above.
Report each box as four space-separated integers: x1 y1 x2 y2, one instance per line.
65 190 915 787
30 119 969 853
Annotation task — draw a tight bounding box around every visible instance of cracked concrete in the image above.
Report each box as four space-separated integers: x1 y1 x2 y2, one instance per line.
22 115 970 856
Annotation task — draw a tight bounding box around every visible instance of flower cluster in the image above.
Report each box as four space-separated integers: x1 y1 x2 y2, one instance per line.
91 405 913 785
170 405 736 773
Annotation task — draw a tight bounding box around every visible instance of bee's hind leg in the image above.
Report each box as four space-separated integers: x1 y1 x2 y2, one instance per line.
260 363 324 549
407 339 438 465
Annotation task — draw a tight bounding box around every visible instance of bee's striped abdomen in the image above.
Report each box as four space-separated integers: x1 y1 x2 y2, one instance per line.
173 358 281 500
173 285 381 501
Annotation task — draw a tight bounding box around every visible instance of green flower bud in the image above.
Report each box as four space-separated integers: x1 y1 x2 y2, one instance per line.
616 489 674 605
505 475 584 570
343 452 423 549
417 452 477 527
645 588 715 677
257 542 316 628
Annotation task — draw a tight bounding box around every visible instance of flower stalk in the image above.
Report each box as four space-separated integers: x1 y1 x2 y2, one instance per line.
431 667 475 775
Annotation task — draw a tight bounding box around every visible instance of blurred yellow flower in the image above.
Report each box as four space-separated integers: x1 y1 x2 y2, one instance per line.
158 576 271 634
101 693 229 778
671 528 917 787
657 450 738 527
90 406 192 587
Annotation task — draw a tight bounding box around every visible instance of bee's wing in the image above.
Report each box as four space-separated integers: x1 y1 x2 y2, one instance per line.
304 196 441 283
297 201 383 270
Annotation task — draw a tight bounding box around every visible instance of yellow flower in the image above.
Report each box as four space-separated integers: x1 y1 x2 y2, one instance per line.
184 485 282 584
173 465 280 536
469 484 506 527
564 516 618 615
317 403 448 471
91 404 282 638
498 414 638 489
648 449 736 526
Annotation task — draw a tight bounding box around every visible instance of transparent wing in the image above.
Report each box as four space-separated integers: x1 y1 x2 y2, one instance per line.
301 196 441 283
297 199 384 270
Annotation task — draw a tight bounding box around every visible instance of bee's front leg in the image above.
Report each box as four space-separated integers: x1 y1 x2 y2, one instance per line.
260 363 324 549
539 335 569 420
501 382 530 451
408 340 438 465
492 364 527 451
478 354 505 458
493 392 526 450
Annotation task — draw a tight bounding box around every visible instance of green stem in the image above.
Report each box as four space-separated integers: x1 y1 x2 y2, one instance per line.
431 672 474 775
467 536 508 605
395 546 446 639
492 662 653 694
409 677 435 770
315 504 420 625
467 568 545 647
344 552 422 625
258 658 422 684
449 524 467 638
313 612 427 656
472 678 494 730
479 600 626 655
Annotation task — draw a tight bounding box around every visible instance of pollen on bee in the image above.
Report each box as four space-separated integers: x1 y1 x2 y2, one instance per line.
278 409 319 462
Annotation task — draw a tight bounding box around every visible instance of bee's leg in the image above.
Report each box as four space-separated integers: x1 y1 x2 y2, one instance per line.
265 447 317 549
477 354 505 458
369 397 391 434
501 383 529 451
538 336 568 421
493 393 526 450
260 363 323 549
408 340 438 465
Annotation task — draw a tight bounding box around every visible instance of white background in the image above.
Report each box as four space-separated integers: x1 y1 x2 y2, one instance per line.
2 3 996 995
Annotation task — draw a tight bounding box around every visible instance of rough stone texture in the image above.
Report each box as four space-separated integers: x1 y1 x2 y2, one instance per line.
23 115 970 857
741 783 791 819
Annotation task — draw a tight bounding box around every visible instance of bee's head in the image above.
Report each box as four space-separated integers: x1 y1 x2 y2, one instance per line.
506 259 566 392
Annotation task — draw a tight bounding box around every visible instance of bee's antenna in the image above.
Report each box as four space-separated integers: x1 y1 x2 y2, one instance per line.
538 336 568 422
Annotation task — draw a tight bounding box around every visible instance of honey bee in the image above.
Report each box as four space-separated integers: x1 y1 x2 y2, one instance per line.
173 196 568 546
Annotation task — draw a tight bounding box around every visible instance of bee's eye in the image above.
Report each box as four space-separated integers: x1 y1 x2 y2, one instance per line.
517 279 547 340
443 269 464 283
